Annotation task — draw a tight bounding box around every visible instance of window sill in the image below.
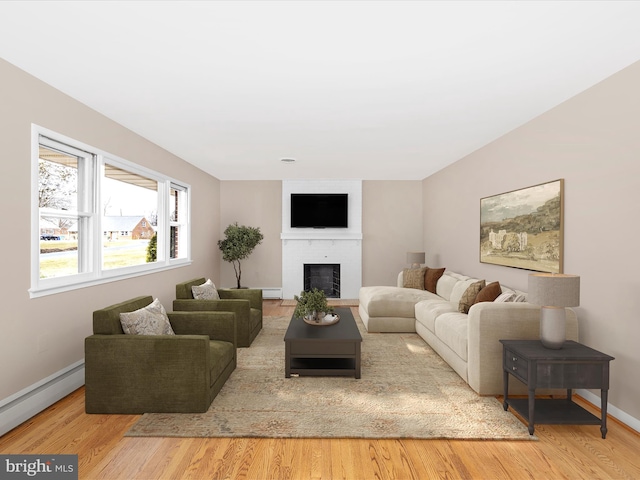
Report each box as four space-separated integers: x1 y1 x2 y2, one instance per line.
29 259 192 299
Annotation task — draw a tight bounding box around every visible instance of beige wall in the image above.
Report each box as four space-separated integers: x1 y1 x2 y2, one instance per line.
219 181 283 289
217 180 423 291
362 181 423 286
0 58 221 400
423 61 640 422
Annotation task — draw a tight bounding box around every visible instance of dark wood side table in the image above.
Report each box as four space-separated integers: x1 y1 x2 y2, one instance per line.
500 340 614 438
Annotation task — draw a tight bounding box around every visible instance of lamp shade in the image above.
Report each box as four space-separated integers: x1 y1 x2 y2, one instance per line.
406 252 425 265
528 273 580 307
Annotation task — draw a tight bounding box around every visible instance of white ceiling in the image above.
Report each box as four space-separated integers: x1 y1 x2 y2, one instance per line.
1 1 639 180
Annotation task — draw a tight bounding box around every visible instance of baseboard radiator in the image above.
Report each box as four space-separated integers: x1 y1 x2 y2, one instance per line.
0 360 85 437
261 287 283 299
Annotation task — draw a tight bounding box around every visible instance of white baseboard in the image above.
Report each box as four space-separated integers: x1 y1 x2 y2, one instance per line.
261 287 283 299
0 360 85 437
576 389 640 434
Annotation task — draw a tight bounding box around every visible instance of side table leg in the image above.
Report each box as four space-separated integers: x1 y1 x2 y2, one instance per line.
285 341 291 378
601 389 608 439
528 388 536 435
503 369 509 411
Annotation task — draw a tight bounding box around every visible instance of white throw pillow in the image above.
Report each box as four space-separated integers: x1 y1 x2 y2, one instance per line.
494 292 516 303
119 298 175 335
513 293 527 302
192 278 220 300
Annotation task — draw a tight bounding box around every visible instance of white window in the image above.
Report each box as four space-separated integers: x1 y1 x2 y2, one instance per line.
31 125 191 297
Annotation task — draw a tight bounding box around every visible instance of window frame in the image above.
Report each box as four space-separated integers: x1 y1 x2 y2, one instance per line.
30 124 192 298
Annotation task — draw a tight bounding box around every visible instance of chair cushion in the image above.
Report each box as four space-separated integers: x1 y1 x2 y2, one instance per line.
209 340 235 387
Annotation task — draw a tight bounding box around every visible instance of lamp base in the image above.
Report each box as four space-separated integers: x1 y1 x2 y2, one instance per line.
540 306 566 349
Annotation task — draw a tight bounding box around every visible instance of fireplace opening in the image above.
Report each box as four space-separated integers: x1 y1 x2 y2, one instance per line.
304 264 340 298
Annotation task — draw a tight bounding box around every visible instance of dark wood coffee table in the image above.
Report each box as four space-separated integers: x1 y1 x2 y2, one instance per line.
284 307 362 378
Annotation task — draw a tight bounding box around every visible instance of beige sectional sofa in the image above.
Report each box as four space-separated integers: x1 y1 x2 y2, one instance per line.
359 270 578 395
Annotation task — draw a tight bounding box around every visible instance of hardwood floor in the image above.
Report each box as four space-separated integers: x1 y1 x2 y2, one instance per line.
1 300 639 479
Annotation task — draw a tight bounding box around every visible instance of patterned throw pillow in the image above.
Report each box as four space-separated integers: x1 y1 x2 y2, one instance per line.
192 279 220 300
513 293 527 302
403 267 427 290
494 292 516 303
458 280 486 313
474 281 502 304
119 298 175 335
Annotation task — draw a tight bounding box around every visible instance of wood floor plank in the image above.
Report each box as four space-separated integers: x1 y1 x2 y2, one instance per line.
2 301 639 480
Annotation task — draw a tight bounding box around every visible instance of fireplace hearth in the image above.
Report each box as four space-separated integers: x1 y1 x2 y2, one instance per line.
304 264 340 298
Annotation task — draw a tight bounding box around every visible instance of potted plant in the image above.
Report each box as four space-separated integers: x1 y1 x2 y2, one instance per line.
293 288 334 323
218 222 264 289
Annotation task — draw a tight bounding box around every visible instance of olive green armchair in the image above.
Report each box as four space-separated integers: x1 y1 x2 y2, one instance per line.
173 278 262 347
85 296 237 414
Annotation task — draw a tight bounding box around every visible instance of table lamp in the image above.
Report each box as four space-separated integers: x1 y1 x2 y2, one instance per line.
406 252 425 269
528 273 580 349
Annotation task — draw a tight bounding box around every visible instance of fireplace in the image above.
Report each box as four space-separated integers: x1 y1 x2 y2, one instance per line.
304 264 340 298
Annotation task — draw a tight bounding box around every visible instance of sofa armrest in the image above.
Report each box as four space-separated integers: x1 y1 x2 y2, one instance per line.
467 302 578 395
218 288 263 312
84 334 211 413
168 311 237 347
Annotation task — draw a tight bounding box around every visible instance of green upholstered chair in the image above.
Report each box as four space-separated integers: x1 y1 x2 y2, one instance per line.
173 278 263 348
85 296 236 414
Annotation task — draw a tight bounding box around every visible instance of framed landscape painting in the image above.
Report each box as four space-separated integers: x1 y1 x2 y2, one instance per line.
480 179 563 273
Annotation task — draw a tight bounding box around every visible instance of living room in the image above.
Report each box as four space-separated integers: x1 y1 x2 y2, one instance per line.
1 2 640 478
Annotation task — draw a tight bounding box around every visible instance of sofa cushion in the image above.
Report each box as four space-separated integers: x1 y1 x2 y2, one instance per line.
434 312 468 361
435 273 462 301
360 286 437 318
403 267 427 289
459 280 486 313
424 267 446 294
119 298 175 336
415 299 457 333
449 277 479 307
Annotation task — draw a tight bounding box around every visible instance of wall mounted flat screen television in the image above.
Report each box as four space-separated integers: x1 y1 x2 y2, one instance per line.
291 193 348 228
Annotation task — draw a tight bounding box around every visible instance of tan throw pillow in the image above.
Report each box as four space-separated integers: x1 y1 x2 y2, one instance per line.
458 280 486 313
424 267 445 294
403 267 427 290
192 278 220 300
474 281 502 304
119 298 175 335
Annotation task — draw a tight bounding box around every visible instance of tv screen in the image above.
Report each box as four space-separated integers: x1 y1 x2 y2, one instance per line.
291 193 348 228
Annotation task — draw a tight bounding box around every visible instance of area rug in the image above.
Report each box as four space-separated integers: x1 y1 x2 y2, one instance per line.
126 313 533 440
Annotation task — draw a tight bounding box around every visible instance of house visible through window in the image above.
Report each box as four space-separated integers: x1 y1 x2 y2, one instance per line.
32 126 191 297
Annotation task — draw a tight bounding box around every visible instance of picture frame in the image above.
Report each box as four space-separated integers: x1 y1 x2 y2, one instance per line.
480 179 564 273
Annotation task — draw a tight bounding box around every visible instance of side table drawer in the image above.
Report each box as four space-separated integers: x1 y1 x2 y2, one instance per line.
505 350 528 382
